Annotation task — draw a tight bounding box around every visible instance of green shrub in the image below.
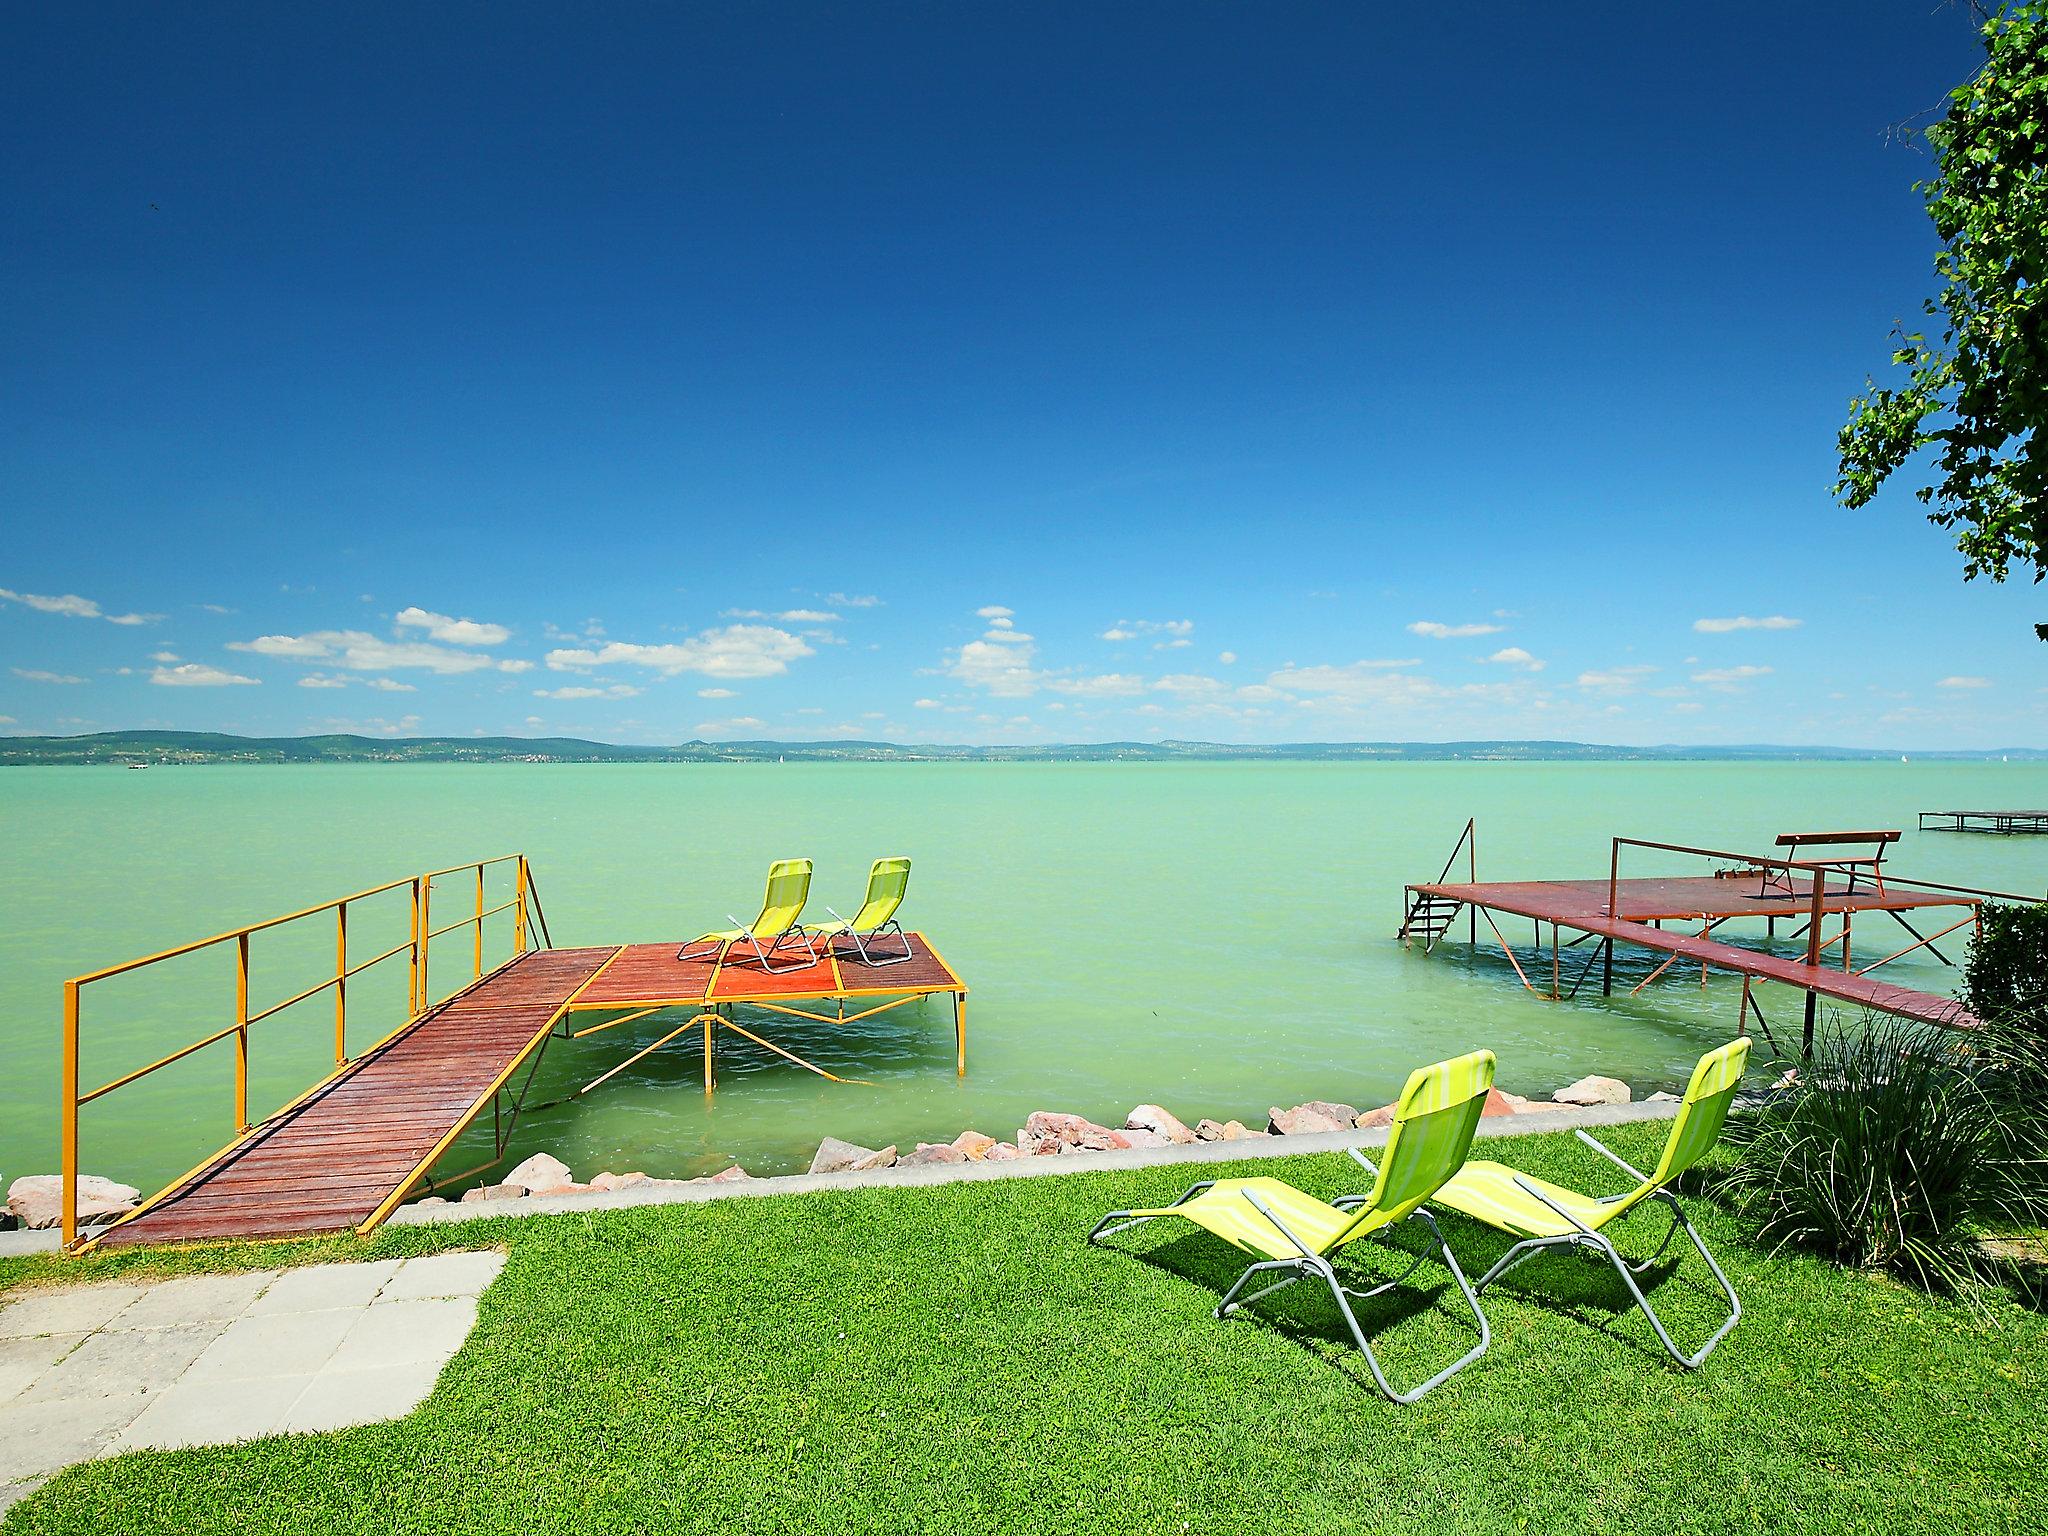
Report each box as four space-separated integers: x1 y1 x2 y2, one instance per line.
1959 901 2048 1018
1722 1012 2039 1294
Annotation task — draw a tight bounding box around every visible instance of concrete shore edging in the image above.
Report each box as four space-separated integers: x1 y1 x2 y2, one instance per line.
388 1099 1682 1229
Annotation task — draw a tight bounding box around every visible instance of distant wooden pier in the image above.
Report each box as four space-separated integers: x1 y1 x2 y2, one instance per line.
1399 824 2033 1054
1918 808 2048 835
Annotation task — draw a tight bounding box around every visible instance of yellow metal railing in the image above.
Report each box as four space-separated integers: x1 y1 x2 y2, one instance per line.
60 853 542 1251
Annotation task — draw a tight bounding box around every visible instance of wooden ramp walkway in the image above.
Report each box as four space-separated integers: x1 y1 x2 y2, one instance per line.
94 946 618 1249
1539 907 1973 1028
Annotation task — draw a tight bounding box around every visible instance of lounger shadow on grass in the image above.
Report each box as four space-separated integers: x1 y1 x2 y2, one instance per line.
1120 1224 1474 1393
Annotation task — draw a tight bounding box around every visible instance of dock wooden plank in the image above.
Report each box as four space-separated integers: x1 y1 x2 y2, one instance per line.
95 946 618 1248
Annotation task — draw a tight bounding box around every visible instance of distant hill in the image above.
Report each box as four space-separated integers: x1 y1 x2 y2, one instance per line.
3 730 2043 765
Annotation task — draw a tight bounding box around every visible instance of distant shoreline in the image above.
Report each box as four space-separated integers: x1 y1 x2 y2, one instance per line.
2 730 2042 766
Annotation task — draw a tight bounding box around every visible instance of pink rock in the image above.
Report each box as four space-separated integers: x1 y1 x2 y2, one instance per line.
6 1174 140 1230
1119 1128 1171 1149
459 1182 524 1203
703 1165 750 1183
502 1152 574 1193
848 1145 899 1171
590 1171 652 1191
901 1143 967 1167
1553 1075 1630 1107
1219 1120 1265 1141
952 1131 999 1160
1354 1104 1397 1130
1125 1105 1196 1144
1019 1111 1130 1155
1497 1092 1537 1113
981 1142 1021 1161
527 1181 594 1198
1193 1119 1229 1142
1480 1087 1516 1119
1020 1111 1094 1154
1268 1101 1359 1136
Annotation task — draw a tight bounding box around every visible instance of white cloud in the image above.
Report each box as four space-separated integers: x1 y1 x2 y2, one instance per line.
230 630 522 674
546 625 813 680
1218 651 1238 665
1692 615 1802 633
525 715 545 726
149 650 180 663
12 666 88 684
0 587 154 624
1691 664 1773 687
697 687 738 699
394 606 511 646
366 678 417 692
496 659 533 674
1407 620 1505 639
1151 673 1233 698
231 633 332 659
724 607 840 624
1938 675 1993 689
695 716 765 734
199 603 235 615
976 605 1013 619
151 663 259 687
949 638 1042 696
914 697 941 709
829 593 882 608
1576 665 1658 694
1045 673 1148 698
297 675 349 689
533 684 641 700
1102 618 1193 642
1481 647 1545 671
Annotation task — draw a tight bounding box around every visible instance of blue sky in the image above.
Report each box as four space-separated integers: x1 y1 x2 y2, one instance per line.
2 3 2038 749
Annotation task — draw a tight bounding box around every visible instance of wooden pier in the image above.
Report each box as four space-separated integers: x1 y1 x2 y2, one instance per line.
1400 826 2007 1051
93 947 618 1248
1919 808 2048 835
62 857 967 1253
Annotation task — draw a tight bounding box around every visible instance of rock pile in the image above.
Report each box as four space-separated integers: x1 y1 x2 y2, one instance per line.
5 1174 139 1230
428 1153 752 1208
403 1070 1648 1211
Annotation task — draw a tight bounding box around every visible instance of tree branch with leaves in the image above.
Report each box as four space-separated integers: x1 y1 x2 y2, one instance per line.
1838 6 2048 637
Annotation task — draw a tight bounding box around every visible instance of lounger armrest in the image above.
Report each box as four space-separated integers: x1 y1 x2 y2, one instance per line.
1574 1128 1651 1184
1346 1145 1381 1178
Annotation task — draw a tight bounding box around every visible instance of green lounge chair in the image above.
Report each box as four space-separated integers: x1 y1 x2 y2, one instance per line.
803 856 914 967
1432 1037 1750 1369
1087 1050 1497 1404
679 857 821 974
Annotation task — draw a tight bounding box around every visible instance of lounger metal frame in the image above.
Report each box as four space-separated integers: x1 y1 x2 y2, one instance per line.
1468 1129 1741 1370
812 910 914 967
679 919 821 976
1088 1146 1492 1404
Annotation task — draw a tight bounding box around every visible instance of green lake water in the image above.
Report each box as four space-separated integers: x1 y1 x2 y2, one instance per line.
3 762 2044 1197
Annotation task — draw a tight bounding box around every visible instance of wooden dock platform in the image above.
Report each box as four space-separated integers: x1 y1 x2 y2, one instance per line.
1919 808 2048 835
1408 880 1975 1030
92 946 620 1248
1399 827 1997 1049
67 861 972 1253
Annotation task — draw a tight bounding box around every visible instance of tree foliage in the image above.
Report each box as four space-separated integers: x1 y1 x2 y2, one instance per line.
1838 8 2048 637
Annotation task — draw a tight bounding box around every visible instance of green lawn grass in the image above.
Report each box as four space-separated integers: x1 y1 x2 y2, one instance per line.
5 1122 2044 1534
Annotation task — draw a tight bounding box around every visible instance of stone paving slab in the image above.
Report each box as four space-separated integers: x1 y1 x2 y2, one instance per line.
0 1250 505 1505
